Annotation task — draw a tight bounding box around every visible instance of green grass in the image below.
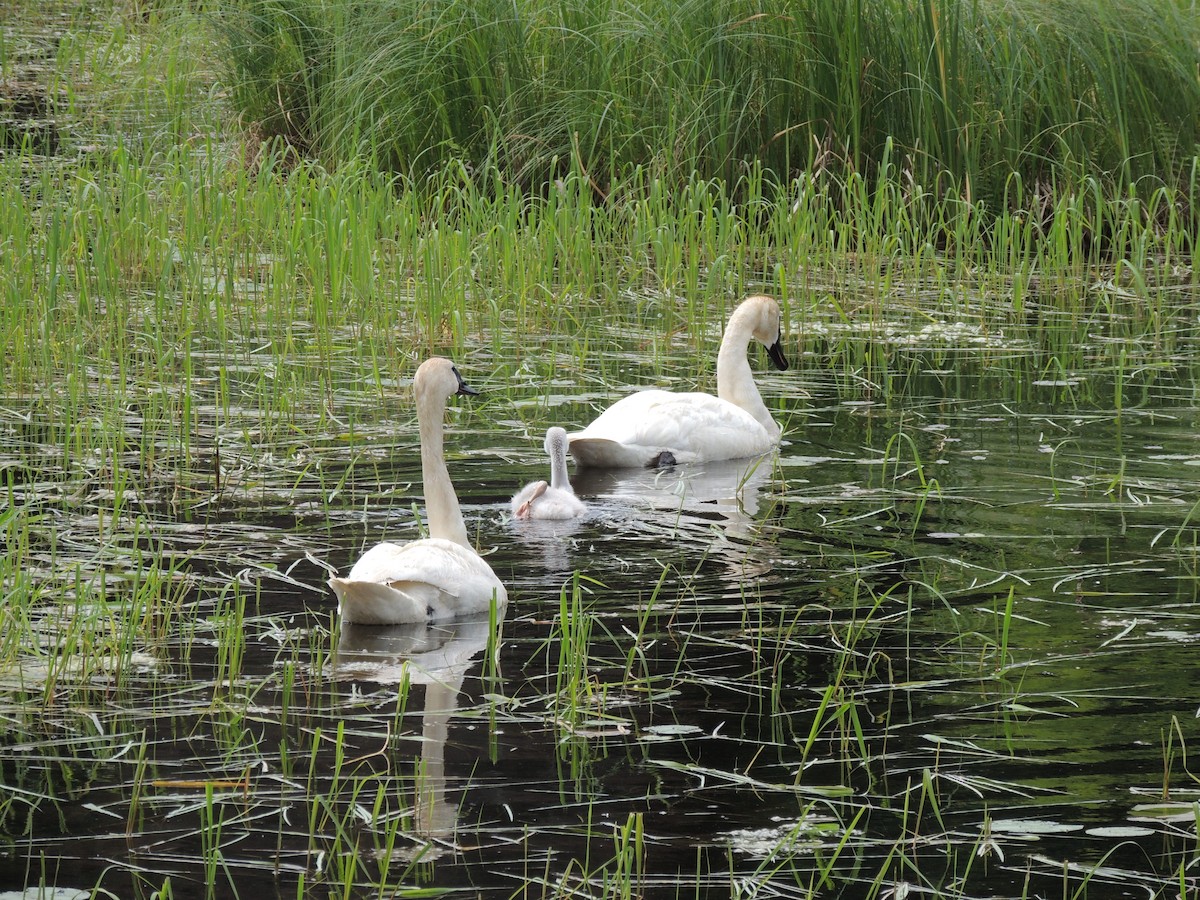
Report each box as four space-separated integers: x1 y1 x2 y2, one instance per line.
3 135 1197 414
213 0 1200 208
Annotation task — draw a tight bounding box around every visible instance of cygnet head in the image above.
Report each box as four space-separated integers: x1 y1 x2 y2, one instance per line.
415 357 479 403
544 426 569 457
742 294 789 371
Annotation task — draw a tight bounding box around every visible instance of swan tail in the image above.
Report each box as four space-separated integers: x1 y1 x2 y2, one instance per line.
328 576 440 625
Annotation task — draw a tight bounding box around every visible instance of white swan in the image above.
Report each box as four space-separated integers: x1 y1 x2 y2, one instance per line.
511 426 586 520
328 358 508 625
568 294 789 467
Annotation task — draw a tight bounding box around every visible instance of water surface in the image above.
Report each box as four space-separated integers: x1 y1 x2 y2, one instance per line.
3 335 1199 899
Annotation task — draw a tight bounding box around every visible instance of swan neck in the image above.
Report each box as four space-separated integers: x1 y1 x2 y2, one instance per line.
716 314 779 437
418 389 471 547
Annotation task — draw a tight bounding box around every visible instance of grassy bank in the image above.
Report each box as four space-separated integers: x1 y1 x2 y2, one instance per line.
216 0 1200 208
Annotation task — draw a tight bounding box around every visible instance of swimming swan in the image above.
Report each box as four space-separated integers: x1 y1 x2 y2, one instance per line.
511 426 586 520
328 358 508 625
568 294 789 467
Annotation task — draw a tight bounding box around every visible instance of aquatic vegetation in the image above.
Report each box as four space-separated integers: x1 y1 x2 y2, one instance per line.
1 4 1199 900
214 0 1200 206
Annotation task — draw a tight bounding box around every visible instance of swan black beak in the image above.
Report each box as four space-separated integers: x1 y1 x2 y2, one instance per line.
452 366 480 396
766 338 790 371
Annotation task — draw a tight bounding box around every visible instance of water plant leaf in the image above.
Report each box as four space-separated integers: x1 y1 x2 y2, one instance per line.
1084 825 1156 837
641 724 704 736
989 818 1085 836
649 759 853 798
1128 803 1200 822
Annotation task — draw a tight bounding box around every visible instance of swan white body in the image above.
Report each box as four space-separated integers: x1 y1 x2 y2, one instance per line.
328 358 507 625
568 295 790 467
511 426 586 520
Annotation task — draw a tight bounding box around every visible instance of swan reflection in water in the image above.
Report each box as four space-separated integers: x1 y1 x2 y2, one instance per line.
509 511 588 573
334 614 498 841
571 453 782 579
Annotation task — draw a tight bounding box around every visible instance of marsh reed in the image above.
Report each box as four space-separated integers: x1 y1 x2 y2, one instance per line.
215 0 1200 206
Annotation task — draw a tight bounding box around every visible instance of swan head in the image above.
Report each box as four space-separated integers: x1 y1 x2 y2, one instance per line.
414 357 479 403
742 295 789 371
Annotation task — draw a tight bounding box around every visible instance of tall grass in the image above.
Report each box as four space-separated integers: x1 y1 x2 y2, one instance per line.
3 138 1195 425
215 0 1200 207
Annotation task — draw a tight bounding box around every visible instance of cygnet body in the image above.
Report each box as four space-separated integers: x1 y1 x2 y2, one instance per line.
512 426 586 520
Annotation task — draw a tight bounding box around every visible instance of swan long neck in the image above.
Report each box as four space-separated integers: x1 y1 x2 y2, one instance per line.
716 307 780 438
417 388 472 547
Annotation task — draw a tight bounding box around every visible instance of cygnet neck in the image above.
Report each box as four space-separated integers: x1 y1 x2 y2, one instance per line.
547 432 572 491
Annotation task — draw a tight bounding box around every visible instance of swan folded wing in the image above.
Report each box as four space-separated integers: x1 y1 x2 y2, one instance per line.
329 577 438 625
332 539 507 623
571 390 775 464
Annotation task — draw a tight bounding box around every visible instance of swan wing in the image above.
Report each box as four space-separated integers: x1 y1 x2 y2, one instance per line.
328 578 433 625
570 390 774 466
331 539 507 624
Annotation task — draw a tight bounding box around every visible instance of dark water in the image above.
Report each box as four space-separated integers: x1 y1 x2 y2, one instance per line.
3 355 1199 900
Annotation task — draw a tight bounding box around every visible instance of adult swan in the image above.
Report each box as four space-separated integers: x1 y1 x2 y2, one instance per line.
568 294 789 467
328 358 508 624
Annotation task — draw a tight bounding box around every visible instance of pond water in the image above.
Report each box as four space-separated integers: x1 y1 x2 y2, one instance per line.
2 331 1199 900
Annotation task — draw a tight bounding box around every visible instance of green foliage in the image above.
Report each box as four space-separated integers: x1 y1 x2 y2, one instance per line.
215 0 1200 203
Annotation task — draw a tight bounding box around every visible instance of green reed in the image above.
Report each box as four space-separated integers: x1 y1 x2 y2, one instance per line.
214 0 1200 205
550 572 599 732
4 132 1197 450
